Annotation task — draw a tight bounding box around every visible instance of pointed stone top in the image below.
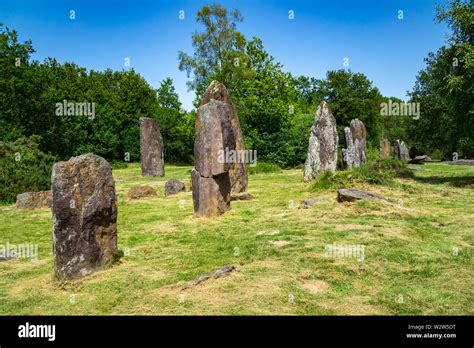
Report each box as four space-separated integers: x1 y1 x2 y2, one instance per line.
201 80 232 106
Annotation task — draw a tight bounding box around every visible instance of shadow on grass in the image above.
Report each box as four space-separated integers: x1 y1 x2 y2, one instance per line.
412 174 474 188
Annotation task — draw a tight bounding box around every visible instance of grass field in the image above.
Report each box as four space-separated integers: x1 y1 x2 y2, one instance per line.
0 163 473 315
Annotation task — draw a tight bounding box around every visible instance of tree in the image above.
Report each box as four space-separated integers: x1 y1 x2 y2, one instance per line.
408 0 473 158
178 3 247 105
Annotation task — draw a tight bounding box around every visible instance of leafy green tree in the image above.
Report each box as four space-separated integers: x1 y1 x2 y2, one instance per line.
408 0 473 158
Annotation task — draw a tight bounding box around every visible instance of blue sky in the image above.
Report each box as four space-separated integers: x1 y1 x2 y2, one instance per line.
1 0 449 110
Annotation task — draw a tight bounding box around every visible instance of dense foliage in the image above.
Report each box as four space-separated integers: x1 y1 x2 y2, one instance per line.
0 136 56 203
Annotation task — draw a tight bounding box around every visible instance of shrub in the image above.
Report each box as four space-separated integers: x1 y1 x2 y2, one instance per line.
310 159 413 191
0 136 57 203
248 162 282 175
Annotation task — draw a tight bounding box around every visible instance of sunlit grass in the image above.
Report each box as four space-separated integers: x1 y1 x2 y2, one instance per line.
0 162 472 315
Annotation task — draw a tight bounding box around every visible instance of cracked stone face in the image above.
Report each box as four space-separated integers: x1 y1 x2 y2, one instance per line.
303 101 338 182
192 81 239 216
52 154 118 279
343 119 367 169
200 81 248 193
140 117 164 177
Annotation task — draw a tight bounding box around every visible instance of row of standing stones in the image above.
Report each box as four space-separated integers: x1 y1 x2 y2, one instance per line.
14 81 417 280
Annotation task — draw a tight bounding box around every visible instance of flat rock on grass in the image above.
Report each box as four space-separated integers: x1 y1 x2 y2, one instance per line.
299 197 325 208
446 160 474 166
127 186 157 200
0 251 18 262
230 193 253 201
16 191 52 209
337 189 392 203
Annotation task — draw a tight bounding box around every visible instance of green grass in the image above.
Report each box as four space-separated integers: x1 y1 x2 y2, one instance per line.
0 162 472 315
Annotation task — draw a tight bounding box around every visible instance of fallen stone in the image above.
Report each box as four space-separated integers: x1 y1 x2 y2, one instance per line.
300 197 325 208
127 185 157 200
230 193 253 201
447 159 474 166
337 188 392 203
16 191 52 210
409 155 431 164
407 165 423 171
164 179 185 196
52 154 118 280
304 101 338 181
191 265 237 285
0 251 18 262
140 117 164 177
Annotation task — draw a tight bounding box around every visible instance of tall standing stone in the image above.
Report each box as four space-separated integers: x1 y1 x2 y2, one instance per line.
201 81 248 193
342 119 367 169
394 139 410 162
140 117 164 177
52 154 118 279
380 138 391 159
303 101 339 182
192 81 237 216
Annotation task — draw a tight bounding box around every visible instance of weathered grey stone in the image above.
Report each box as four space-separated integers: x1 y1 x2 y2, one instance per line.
191 168 231 217
409 155 431 164
127 185 157 200
337 188 392 203
201 81 248 193
230 193 253 201
343 119 367 169
380 138 391 159
304 102 339 182
300 197 325 208
394 140 410 162
140 117 164 177
164 179 185 196
52 154 118 280
16 191 52 209
447 159 474 166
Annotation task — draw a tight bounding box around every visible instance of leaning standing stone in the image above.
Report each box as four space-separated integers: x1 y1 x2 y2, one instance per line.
52 154 118 279
303 101 338 182
140 117 164 177
394 140 410 162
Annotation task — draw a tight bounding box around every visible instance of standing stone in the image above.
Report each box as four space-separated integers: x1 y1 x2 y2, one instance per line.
52 154 118 279
342 119 367 169
303 101 339 182
380 138 391 159
342 127 360 169
140 117 164 177
394 140 410 162
192 81 237 217
201 81 248 193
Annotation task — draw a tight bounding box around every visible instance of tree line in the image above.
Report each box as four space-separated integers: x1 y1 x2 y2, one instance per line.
0 0 472 201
